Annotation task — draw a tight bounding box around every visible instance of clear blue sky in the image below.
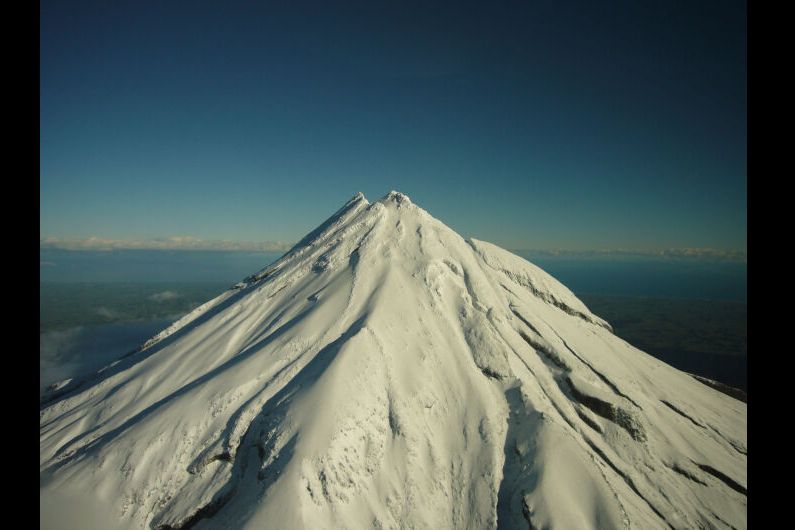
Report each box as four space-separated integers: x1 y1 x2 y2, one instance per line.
40 0 746 251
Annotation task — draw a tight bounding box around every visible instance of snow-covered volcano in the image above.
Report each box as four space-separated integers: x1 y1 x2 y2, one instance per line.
40 191 747 530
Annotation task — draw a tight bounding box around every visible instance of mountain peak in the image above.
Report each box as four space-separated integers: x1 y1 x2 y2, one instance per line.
40 193 746 530
349 191 368 204
379 190 412 206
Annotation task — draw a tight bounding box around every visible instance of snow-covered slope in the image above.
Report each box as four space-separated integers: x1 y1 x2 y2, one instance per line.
40 191 747 530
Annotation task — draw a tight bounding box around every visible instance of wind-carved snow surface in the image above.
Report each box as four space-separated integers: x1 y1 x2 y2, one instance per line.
40 191 747 530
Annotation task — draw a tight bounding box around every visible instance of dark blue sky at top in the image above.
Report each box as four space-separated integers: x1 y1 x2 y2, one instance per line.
40 0 746 250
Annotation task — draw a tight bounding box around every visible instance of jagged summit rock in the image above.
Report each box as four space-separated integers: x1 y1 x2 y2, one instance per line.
40 192 746 530
380 190 412 206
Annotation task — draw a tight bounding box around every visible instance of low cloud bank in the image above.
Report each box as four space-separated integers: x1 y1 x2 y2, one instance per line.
517 248 746 262
40 236 293 252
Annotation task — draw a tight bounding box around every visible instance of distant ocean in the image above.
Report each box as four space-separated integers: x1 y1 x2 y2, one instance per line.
40 249 746 394
521 254 746 302
41 248 746 301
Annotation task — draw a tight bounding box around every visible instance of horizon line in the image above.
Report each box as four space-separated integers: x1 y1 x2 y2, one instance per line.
39 236 747 261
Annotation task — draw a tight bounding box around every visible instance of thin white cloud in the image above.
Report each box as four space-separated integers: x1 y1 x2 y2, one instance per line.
95 307 121 319
40 236 293 252
148 290 180 302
